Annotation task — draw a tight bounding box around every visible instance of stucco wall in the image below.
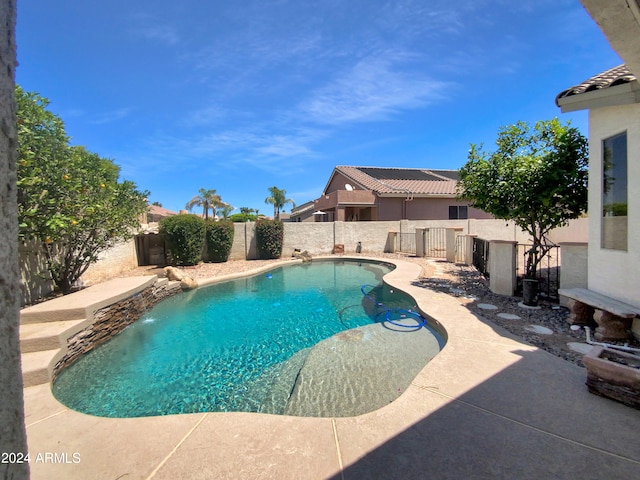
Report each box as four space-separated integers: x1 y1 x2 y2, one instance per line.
377 197 403 220
19 239 141 306
403 197 493 221
83 239 138 284
587 103 640 308
326 171 360 192
0 1 29 475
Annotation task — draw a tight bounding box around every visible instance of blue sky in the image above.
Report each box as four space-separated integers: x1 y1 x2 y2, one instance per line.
17 0 621 215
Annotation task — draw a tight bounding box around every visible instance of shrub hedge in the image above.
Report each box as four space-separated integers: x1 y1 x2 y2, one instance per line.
255 219 283 259
205 220 234 263
159 214 205 266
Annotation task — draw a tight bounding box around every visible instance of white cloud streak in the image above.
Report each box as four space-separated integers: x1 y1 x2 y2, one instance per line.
138 25 180 46
89 108 132 125
300 53 451 125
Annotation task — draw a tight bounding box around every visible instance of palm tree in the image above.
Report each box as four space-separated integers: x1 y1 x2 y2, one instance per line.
186 188 222 221
218 202 235 220
264 186 295 221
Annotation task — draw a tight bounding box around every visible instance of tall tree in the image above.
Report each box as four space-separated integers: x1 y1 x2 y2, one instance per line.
457 119 588 281
186 187 222 221
264 186 295 221
0 1 29 478
217 202 234 220
16 87 149 294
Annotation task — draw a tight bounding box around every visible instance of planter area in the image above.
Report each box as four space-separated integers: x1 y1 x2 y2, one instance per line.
583 346 640 409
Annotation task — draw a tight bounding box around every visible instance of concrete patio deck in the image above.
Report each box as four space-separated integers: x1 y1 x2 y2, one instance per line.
20 258 640 479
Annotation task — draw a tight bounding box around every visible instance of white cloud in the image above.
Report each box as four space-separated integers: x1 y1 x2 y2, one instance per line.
190 127 325 162
129 13 180 46
299 53 451 125
89 108 132 125
255 137 314 157
179 105 227 128
138 25 180 46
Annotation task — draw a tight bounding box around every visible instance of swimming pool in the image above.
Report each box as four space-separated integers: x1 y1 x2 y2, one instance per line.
53 259 444 418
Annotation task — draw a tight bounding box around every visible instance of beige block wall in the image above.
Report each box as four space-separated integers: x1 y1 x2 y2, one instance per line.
227 218 587 260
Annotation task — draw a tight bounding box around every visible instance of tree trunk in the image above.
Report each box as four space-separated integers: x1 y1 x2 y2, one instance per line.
0 1 30 478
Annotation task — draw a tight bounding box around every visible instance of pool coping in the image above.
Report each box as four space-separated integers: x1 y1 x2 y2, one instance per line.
21 256 640 479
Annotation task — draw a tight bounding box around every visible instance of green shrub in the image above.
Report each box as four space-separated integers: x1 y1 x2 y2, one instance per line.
205 220 234 263
255 219 283 259
159 214 205 266
229 213 257 223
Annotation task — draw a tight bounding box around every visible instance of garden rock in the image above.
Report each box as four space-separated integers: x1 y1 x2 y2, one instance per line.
164 266 185 281
180 277 198 290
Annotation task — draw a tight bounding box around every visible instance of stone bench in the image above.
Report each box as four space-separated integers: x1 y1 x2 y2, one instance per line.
559 288 640 342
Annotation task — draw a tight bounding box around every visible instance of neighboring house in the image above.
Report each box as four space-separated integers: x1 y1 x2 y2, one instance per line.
290 201 316 222
292 166 492 222
146 204 178 224
556 65 639 308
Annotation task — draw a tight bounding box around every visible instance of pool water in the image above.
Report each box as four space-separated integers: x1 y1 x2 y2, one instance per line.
53 260 443 418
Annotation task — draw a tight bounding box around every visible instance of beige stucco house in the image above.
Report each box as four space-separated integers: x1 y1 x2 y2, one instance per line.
291 166 492 222
555 0 640 333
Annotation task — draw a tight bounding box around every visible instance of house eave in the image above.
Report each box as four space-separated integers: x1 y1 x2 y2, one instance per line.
376 193 458 199
557 81 640 113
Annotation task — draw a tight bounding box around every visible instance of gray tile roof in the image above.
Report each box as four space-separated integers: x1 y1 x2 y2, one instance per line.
335 166 459 196
555 64 636 105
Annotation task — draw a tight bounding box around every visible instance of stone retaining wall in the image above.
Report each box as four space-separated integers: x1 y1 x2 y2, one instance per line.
52 280 181 380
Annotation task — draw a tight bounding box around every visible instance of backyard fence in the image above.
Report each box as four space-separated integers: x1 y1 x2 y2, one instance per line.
397 232 416 254
424 228 446 258
396 228 453 259
472 237 490 278
515 243 561 301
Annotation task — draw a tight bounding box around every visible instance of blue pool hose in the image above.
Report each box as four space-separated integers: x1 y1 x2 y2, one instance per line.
360 284 426 328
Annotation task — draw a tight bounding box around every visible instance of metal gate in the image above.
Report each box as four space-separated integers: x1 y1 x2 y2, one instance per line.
424 228 446 258
472 237 490 277
398 232 416 254
516 243 561 300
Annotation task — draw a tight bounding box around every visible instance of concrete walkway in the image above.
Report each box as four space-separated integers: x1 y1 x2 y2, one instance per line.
21 258 640 479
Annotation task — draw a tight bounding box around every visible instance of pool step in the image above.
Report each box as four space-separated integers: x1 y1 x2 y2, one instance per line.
20 275 158 324
19 318 89 386
19 275 161 388
21 349 59 387
20 319 87 354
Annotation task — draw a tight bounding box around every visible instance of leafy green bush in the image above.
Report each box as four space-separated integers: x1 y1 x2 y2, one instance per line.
16 86 149 294
159 214 205 266
255 219 283 259
229 212 258 223
205 220 234 263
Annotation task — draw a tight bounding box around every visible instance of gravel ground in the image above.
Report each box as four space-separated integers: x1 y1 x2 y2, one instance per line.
122 252 600 367
416 258 590 367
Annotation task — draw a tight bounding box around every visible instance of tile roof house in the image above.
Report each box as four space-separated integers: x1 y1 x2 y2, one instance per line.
556 0 640 343
146 204 178 223
556 63 639 335
291 166 492 222
555 64 639 111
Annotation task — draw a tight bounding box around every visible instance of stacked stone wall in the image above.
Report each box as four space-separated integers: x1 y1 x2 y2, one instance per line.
52 281 181 380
